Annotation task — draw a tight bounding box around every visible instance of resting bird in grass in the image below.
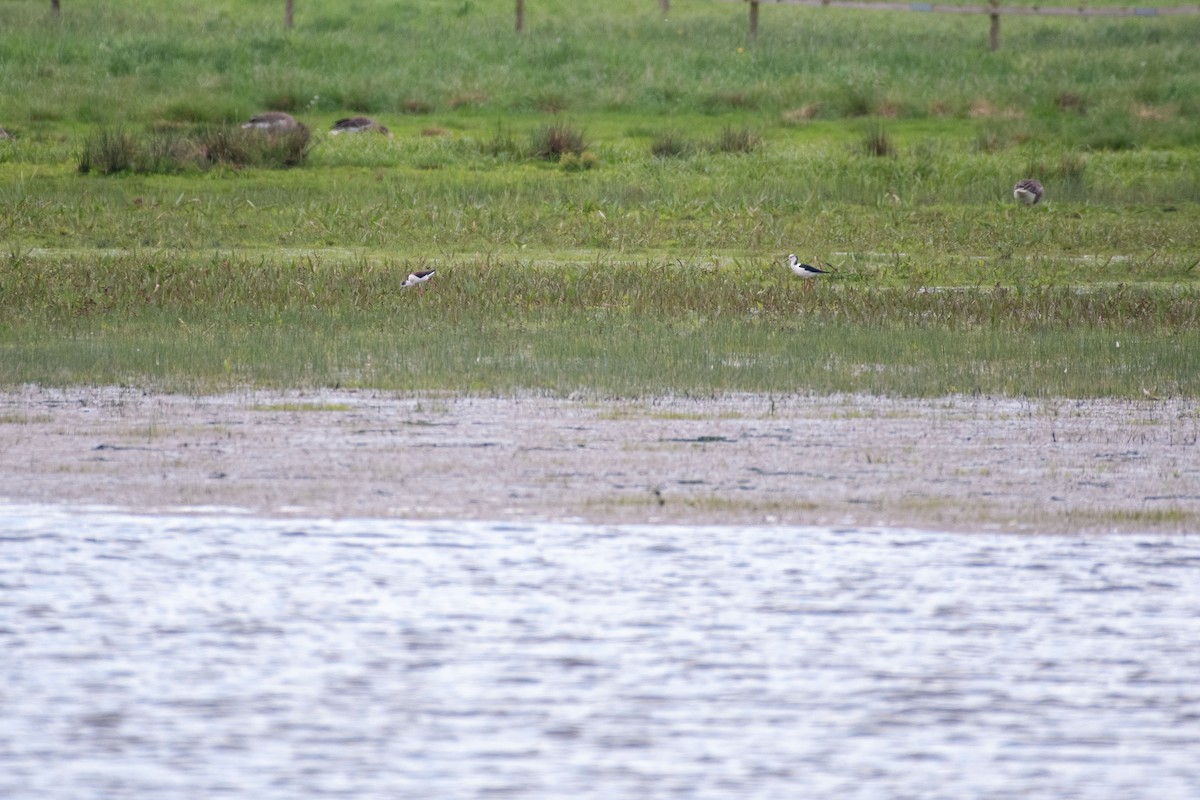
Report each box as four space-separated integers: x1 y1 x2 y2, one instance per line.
400 269 436 290
241 111 303 132
1013 178 1044 206
787 254 829 290
330 116 391 136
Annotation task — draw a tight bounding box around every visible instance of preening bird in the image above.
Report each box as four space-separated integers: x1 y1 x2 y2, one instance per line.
1013 179 1044 206
787 254 829 290
330 116 391 136
400 269 436 289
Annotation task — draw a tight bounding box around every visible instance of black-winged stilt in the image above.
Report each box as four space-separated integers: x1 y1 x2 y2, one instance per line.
400 269 436 290
787 254 829 290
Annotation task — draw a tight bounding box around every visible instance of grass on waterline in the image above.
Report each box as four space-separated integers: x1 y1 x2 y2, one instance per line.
1 254 1196 398
2 311 1193 399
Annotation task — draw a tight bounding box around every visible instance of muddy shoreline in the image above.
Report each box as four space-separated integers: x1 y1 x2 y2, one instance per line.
2 386 1197 534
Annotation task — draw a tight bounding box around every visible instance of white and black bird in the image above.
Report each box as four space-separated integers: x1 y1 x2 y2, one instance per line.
787 254 829 289
400 269 436 289
241 111 303 132
1013 178 1044 206
330 116 390 136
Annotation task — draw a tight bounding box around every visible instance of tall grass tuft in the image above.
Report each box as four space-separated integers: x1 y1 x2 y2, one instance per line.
1054 152 1088 197
973 125 1013 154
77 127 138 175
201 126 313 168
711 126 761 155
528 122 588 161
650 130 694 158
77 125 313 173
559 151 599 171
862 124 896 158
482 124 522 159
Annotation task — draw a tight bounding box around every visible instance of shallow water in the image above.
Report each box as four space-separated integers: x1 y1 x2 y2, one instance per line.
2 507 1199 800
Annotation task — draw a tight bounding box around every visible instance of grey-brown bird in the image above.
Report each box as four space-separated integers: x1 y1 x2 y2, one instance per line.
1013 179 1044 205
330 116 390 136
241 111 303 132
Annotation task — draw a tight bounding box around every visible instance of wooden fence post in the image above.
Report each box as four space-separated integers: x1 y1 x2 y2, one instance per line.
516 0 525 32
285 0 294 30
749 0 760 37
51 0 60 16
659 0 670 12
989 0 1000 50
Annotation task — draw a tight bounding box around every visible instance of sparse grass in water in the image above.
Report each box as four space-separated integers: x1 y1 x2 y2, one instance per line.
1 253 1196 398
252 402 353 412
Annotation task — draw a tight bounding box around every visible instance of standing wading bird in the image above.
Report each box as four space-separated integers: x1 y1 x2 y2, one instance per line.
1013 178 1044 205
400 269 436 291
787 254 829 290
330 116 391 136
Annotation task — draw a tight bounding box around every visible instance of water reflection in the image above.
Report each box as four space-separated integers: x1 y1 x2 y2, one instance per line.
2 506 1199 799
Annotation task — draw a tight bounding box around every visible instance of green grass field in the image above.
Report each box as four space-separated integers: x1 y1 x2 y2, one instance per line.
1 0 1198 397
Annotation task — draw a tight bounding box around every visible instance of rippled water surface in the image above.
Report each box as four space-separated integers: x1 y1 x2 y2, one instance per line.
2 507 1199 799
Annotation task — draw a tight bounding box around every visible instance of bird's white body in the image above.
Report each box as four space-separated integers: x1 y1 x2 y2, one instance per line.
787 254 829 280
1013 179 1044 205
401 269 436 289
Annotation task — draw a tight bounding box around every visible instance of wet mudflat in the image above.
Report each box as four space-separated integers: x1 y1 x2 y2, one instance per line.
1 387 1197 533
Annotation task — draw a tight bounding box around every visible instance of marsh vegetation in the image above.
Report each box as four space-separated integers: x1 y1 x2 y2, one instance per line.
1 0 1197 397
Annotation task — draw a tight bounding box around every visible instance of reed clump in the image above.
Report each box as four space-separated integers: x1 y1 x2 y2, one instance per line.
78 125 312 174
650 131 694 158
711 126 762 155
528 122 588 161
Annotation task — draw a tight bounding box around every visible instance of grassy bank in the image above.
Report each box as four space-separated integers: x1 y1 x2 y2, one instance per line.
2 0 1199 129
1 0 1198 397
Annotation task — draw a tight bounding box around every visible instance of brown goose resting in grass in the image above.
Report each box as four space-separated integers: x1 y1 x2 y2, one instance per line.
330 116 390 136
1013 178 1044 206
241 111 304 132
